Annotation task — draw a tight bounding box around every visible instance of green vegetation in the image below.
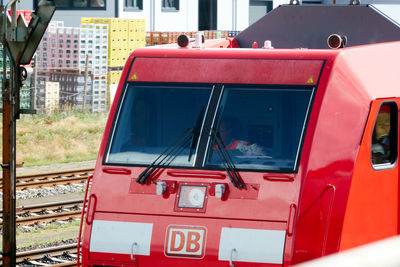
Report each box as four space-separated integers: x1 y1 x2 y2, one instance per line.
0 110 108 166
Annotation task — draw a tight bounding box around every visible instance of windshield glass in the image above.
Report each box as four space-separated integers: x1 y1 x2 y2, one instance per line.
205 86 313 171
106 83 212 166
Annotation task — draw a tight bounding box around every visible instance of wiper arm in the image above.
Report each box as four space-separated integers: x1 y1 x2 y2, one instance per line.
188 106 205 162
136 128 193 184
211 129 245 189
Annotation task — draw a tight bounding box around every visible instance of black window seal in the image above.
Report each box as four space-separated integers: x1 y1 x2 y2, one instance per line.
201 84 316 173
103 82 316 174
102 81 215 168
371 101 398 171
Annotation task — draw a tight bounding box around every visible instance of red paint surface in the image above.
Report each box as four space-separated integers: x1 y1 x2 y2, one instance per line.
81 41 400 266
128 58 323 85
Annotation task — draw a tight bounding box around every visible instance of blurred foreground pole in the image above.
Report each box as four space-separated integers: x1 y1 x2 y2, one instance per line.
2 2 19 265
1 1 55 265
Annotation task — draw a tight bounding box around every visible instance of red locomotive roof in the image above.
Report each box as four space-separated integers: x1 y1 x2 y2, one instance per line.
127 40 400 100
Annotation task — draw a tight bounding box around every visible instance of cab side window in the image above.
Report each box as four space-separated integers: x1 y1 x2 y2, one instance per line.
371 102 398 166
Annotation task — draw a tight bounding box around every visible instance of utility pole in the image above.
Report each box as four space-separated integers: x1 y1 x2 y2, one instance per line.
83 53 88 110
33 55 37 110
1 1 55 265
2 3 20 265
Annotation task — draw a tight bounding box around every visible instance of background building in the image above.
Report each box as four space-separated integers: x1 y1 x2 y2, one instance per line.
17 0 400 31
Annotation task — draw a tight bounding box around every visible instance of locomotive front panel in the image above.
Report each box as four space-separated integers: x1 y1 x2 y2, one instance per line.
81 56 325 266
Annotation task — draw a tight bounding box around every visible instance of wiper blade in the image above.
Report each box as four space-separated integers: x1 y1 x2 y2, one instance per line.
188 106 205 162
136 128 193 184
211 129 245 189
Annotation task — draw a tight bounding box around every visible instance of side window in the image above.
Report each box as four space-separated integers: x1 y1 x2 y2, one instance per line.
162 0 179 11
371 102 398 167
125 0 143 10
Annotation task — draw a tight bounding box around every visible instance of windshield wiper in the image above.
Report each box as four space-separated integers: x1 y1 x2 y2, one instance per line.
188 106 205 162
136 128 193 184
211 129 245 189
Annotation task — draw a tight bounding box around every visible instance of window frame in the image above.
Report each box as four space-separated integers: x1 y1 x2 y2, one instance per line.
103 82 215 168
371 101 398 170
34 0 106 10
103 82 315 174
162 0 179 12
124 0 143 11
202 84 315 173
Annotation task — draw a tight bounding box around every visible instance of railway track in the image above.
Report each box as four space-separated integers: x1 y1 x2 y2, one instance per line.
0 199 84 227
0 168 94 191
0 243 78 266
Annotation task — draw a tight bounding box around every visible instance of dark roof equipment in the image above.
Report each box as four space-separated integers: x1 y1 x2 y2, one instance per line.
234 5 400 49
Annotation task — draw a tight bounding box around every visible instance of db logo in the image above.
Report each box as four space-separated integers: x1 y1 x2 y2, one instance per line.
164 225 207 258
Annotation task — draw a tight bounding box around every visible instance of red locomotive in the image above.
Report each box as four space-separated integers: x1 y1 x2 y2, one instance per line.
79 4 400 266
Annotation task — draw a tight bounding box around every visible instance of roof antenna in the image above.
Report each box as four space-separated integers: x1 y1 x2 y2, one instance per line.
349 0 360 5
289 0 302 5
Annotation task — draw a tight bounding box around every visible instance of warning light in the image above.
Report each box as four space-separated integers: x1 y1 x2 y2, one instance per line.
178 185 207 209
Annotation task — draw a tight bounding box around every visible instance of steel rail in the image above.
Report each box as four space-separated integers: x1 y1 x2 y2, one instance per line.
1 243 78 266
0 168 94 190
0 199 84 226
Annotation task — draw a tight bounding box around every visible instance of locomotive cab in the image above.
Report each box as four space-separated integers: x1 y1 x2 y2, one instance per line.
80 4 400 266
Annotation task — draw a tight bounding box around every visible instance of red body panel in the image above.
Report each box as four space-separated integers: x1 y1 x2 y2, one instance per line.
80 42 400 266
128 58 322 85
341 100 399 250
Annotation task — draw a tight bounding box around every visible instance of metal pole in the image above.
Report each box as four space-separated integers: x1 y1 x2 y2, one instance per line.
83 53 89 110
2 0 20 265
2 25 17 267
33 56 37 110
232 0 237 31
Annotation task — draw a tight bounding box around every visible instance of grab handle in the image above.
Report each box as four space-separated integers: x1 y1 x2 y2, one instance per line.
131 242 138 261
86 193 97 225
77 174 93 267
230 248 237 267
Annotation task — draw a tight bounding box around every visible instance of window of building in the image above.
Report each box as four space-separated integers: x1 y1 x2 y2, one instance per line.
162 0 179 11
371 102 398 168
125 0 143 10
34 0 105 10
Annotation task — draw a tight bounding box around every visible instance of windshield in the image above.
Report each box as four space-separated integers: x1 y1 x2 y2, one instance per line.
205 86 313 171
106 83 213 166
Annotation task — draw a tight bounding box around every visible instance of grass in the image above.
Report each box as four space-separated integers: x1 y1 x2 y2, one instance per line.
0 110 108 167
